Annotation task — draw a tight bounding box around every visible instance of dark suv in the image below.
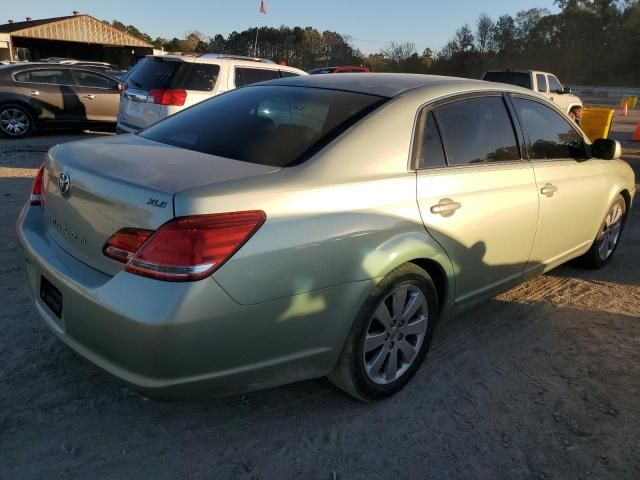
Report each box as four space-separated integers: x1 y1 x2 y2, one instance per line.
0 63 121 138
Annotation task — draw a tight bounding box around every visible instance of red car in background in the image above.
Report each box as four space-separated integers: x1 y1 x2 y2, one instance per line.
308 65 370 74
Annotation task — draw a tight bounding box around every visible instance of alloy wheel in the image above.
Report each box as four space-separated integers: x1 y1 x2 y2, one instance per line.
0 108 30 136
597 202 624 261
363 284 429 385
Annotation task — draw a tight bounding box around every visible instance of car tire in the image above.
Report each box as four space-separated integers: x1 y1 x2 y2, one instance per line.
0 104 35 139
579 194 627 269
328 263 439 401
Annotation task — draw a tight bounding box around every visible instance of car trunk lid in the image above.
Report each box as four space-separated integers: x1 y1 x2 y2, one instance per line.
42 134 280 276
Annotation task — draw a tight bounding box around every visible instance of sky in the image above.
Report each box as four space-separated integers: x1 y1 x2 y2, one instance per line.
3 1 560 53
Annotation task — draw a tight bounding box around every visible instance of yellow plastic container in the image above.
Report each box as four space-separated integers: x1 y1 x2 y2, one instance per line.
581 108 614 142
622 96 638 110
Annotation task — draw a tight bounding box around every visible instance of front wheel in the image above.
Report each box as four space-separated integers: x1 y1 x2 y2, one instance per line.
580 195 626 269
328 263 439 401
0 104 34 139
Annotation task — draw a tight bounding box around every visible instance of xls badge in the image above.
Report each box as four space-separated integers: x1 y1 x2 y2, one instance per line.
58 172 71 195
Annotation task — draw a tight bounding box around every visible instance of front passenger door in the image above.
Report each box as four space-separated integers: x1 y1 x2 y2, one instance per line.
512 96 606 270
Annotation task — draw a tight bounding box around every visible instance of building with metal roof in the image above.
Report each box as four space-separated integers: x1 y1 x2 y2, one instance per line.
0 12 153 67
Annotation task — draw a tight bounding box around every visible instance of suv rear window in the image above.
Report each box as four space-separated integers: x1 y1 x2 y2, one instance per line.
127 57 183 91
482 72 532 90
140 85 386 167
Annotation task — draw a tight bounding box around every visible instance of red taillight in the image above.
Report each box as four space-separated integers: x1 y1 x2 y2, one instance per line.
103 211 266 282
148 88 187 106
103 228 153 262
30 164 45 206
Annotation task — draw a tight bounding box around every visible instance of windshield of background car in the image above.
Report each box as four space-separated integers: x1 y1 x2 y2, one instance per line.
140 85 387 167
127 57 182 90
483 72 532 89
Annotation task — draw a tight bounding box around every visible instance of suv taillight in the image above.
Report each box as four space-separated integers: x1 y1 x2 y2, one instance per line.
30 164 45 206
102 211 266 281
148 89 187 106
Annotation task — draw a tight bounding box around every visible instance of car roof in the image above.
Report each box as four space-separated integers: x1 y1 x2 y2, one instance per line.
146 54 306 73
0 62 121 79
262 73 529 98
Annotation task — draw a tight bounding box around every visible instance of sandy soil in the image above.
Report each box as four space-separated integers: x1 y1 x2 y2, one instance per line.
1 116 639 479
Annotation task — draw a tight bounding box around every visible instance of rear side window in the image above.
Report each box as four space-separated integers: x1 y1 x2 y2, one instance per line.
536 74 547 93
14 69 73 85
482 72 532 90
127 58 182 90
183 64 220 91
513 97 586 160
416 111 447 169
72 70 118 89
235 68 279 87
548 75 563 93
140 85 386 167
434 96 520 165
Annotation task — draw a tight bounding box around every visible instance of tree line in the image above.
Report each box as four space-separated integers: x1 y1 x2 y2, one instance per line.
110 0 640 86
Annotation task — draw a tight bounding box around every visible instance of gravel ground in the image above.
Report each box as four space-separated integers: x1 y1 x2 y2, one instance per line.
1 115 639 480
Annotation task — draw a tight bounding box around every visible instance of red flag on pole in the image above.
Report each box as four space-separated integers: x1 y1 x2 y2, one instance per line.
259 0 267 14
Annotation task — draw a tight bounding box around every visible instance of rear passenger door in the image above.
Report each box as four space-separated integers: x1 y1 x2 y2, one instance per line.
511 95 606 269
415 94 539 304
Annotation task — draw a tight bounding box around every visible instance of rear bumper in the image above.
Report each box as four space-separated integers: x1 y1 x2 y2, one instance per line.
17 205 374 396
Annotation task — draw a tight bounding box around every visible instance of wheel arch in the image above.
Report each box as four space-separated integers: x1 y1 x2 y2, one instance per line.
408 258 449 312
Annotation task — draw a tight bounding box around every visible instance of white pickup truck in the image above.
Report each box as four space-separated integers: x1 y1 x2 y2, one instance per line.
481 70 583 114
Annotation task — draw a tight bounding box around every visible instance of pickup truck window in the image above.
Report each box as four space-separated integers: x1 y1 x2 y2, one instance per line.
536 74 548 93
548 75 563 93
482 72 532 90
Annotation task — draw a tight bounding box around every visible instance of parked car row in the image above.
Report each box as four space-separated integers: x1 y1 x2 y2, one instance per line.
1 57 584 139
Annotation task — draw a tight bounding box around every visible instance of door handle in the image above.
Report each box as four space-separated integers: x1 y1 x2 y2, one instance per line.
83 94 96 100
430 198 462 217
29 90 40 96
540 183 558 197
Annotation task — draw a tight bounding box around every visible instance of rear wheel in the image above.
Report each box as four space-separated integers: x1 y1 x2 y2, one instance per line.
580 195 626 269
0 104 34 139
328 263 439 401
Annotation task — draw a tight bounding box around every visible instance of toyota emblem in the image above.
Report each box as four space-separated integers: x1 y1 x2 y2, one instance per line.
58 172 71 195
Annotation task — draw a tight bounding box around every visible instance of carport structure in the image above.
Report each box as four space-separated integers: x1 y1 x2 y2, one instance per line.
0 13 153 67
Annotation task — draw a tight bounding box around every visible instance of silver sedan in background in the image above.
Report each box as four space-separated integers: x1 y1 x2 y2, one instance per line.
17 74 635 401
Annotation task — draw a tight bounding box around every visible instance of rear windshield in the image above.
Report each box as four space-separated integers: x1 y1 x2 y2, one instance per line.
482 72 532 90
140 85 386 167
127 57 183 90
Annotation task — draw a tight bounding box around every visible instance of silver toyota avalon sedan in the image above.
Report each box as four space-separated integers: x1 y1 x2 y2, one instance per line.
17 74 635 401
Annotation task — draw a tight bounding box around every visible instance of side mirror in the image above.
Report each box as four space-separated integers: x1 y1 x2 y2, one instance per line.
562 86 572 94
591 138 621 160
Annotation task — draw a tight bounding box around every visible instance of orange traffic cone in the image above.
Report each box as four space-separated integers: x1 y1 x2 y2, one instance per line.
622 99 628 117
632 122 640 142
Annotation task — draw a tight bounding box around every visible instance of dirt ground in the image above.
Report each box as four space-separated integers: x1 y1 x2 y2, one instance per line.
1 112 639 480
